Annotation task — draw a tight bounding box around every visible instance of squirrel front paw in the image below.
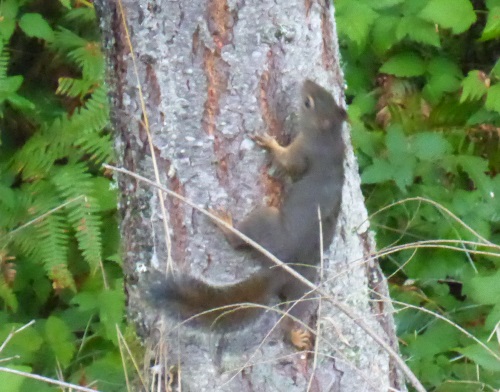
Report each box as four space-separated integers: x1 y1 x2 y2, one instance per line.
251 133 278 150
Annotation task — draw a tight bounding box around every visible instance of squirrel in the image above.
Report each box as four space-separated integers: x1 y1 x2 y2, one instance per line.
149 80 346 350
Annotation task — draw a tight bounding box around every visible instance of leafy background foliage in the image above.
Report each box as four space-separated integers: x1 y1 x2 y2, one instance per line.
1 0 499 391
337 0 500 390
0 0 135 391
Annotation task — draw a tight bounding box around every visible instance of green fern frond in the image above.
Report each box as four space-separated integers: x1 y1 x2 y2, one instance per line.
57 77 95 98
52 28 88 51
10 181 75 290
13 125 70 180
52 28 104 81
0 274 17 311
13 83 109 180
0 248 17 310
67 44 104 80
75 131 113 164
61 7 97 25
0 47 8 80
35 210 74 290
69 84 109 133
51 164 102 270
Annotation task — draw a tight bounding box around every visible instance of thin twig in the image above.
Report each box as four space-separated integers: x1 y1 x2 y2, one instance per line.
359 197 493 246
307 207 324 392
3 196 84 241
0 320 35 354
386 297 500 362
0 366 100 392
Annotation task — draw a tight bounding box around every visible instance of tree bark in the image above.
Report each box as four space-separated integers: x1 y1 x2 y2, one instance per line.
95 0 406 391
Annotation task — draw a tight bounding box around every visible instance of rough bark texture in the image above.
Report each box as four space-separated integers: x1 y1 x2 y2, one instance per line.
95 0 406 391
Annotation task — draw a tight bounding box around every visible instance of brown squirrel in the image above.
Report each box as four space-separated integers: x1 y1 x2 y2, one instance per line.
149 80 346 349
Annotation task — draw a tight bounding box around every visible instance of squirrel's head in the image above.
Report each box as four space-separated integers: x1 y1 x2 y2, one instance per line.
300 80 346 133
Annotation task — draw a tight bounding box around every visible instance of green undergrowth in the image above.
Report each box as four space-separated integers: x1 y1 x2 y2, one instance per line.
337 0 500 390
0 1 136 391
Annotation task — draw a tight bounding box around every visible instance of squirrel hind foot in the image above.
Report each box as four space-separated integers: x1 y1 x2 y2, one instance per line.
290 327 313 351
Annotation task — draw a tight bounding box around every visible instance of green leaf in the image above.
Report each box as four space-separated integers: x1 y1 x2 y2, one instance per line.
386 126 416 191
0 324 43 363
454 155 491 193
91 177 117 212
460 70 488 102
396 16 440 47
358 0 404 9
19 13 54 42
361 158 394 184
0 365 31 392
371 15 399 54
0 19 16 41
411 132 451 161
71 291 99 311
98 287 124 343
424 57 462 102
463 270 500 305
492 58 500 78
485 83 500 113
419 0 476 34
82 353 127 390
336 1 378 48
406 323 459 359
392 160 415 191
0 0 18 19
0 0 18 41
457 343 500 372
0 75 23 95
6 94 35 111
486 0 500 8
44 316 75 367
59 0 72 9
485 303 500 330
480 6 500 41
380 52 426 77
0 277 17 310
386 125 408 160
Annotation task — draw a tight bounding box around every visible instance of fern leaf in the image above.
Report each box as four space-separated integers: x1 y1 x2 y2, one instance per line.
51 164 102 270
61 8 97 25
13 84 110 181
75 131 113 164
52 28 88 51
56 77 95 98
0 274 17 311
70 84 110 134
14 181 75 290
0 249 17 311
35 210 74 290
0 46 8 80
67 44 104 80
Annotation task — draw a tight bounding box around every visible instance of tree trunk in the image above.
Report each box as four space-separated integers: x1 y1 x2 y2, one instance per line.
95 0 406 391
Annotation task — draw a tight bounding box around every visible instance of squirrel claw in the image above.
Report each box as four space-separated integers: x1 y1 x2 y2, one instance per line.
251 133 276 149
290 328 313 351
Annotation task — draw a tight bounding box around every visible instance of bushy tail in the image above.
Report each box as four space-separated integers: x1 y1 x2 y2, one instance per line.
147 270 280 329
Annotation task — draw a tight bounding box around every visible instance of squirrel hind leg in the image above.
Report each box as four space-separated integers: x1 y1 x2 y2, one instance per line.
211 205 285 253
234 206 286 253
279 275 318 351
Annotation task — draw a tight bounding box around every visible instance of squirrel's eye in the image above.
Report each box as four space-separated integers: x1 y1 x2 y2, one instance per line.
304 95 315 109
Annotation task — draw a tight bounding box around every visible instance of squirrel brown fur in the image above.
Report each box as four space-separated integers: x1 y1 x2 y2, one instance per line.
149 80 346 348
